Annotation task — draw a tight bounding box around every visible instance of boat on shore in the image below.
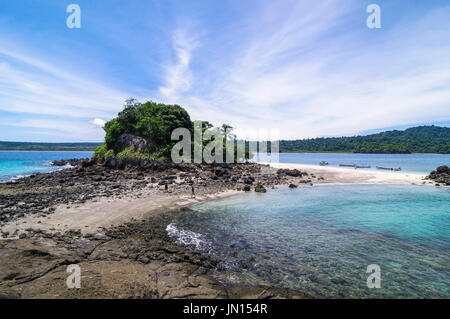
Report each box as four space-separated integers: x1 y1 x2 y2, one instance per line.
376 166 402 171
355 164 371 169
339 164 356 167
319 161 329 166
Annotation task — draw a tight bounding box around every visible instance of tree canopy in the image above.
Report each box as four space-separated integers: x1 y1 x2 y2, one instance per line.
94 99 250 162
277 126 450 154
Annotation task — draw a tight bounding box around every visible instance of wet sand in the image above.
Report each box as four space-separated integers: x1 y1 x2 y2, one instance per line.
1 188 239 237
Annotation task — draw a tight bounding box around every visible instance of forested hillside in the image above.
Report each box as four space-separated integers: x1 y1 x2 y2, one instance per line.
0 141 101 151
278 126 450 154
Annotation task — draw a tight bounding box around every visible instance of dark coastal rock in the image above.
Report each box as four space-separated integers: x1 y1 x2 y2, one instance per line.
139 159 151 168
214 168 230 178
105 158 125 169
288 183 298 188
81 159 94 168
243 176 255 184
51 158 86 167
436 165 450 174
277 168 307 177
254 184 267 193
243 185 251 191
51 160 68 166
427 165 450 186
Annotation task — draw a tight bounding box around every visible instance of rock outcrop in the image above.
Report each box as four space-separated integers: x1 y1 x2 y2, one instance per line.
116 133 151 152
427 165 450 185
254 184 267 193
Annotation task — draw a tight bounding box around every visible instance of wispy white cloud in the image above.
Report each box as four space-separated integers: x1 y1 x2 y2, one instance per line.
91 118 106 127
157 1 450 140
158 27 199 100
0 48 129 118
0 118 104 141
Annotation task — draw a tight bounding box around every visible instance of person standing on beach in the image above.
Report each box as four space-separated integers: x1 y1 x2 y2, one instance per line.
164 180 168 192
191 184 195 198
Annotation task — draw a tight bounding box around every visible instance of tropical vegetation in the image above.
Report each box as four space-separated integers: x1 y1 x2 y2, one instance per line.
94 99 250 162
277 126 450 154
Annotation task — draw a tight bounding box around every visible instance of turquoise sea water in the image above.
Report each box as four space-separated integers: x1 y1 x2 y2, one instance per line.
0 151 93 182
257 153 450 174
168 184 450 298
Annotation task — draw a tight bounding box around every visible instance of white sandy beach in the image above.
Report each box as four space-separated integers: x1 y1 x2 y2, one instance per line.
262 162 429 184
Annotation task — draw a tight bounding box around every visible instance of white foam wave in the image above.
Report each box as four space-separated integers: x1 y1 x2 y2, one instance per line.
6 174 29 183
1 163 75 183
166 223 211 251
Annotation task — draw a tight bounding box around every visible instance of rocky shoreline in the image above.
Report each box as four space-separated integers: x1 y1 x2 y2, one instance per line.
0 159 314 299
0 158 309 230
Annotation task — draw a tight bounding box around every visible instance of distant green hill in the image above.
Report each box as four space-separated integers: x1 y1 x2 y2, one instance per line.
278 126 450 154
0 141 102 151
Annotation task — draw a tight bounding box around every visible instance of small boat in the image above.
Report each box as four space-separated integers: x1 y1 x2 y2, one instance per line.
339 164 356 167
319 161 329 166
376 166 401 171
355 164 371 169
376 166 393 170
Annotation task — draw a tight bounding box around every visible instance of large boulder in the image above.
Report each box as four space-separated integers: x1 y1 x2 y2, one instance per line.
276 169 306 177
105 158 125 169
115 133 151 152
428 165 450 186
436 165 450 174
254 184 267 193
243 176 255 184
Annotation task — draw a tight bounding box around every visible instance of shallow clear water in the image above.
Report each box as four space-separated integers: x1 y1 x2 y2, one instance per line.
0 151 93 182
169 184 450 298
257 153 450 174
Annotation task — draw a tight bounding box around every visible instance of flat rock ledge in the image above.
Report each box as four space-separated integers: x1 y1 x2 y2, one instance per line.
0 213 311 299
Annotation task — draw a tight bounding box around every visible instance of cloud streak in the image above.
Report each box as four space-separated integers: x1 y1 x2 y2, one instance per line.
1 0 449 141
156 1 450 139
159 27 199 100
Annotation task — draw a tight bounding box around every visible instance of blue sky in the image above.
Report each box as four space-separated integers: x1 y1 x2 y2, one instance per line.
0 0 449 142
